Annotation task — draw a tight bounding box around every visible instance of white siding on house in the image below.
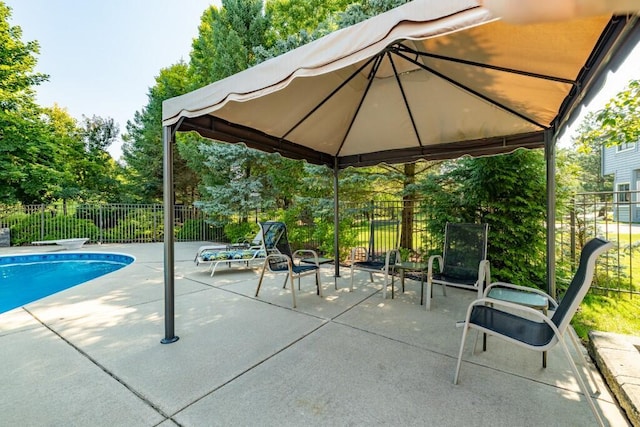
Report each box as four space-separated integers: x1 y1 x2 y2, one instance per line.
603 142 640 223
602 143 640 178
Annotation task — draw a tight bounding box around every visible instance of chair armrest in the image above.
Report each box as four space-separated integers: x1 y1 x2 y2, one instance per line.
484 281 558 309
479 260 491 284
386 249 401 270
427 255 443 277
293 249 319 266
468 297 557 327
392 248 404 264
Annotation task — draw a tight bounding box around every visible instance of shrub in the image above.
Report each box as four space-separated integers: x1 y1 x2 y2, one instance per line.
103 208 164 242
177 219 223 241
224 222 259 244
10 212 99 245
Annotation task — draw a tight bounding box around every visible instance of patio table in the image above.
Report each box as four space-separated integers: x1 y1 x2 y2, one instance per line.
485 286 550 366
394 261 429 304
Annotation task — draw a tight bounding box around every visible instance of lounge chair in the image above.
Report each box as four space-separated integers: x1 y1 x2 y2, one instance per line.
194 223 283 277
349 219 400 298
453 237 613 427
425 222 490 310
194 228 263 266
256 221 321 308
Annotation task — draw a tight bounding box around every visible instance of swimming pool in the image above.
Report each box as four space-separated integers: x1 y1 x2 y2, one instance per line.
0 252 134 314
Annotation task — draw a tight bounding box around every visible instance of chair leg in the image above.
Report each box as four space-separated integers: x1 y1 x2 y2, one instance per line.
454 323 471 384
256 263 268 297
568 327 600 395
316 270 322 297
289 271 297 308
380 271 387 300
210 261 220 277
350 265 354 292
557 335 605 426
384 270 390 300
425 280 432 311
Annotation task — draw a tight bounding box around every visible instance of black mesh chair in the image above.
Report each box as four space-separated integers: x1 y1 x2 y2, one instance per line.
426 222 490 310
255 221 321 308
453 237 613 427
349 220 400 298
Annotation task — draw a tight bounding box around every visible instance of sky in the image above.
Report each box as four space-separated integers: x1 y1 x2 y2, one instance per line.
5 0 221 160
4 1 639 160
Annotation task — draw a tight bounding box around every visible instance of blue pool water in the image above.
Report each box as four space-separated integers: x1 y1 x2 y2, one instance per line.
0 252 134 314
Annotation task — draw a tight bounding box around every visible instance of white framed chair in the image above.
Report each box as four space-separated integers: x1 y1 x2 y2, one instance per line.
453 237 613 427
256 221 322 308
349 219 400 298
426 222 490 310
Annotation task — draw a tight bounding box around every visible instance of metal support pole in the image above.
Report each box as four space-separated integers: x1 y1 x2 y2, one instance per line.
162 126 179 344
333 160 340 285
545 129 557 299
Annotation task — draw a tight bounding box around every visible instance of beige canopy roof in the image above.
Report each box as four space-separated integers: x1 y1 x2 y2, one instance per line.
160 0 640 342
162 0 638 168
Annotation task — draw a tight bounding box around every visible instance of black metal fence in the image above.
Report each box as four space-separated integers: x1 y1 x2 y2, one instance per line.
1 195 638 297
558 191 640 296
0 203 225 245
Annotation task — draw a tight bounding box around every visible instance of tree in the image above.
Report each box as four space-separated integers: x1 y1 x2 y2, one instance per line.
265 0 350 43
122 62 199 203
576 80 640 150
184 1 276 221
255 0 408 61
195 143 276 222
336 0 410 27
189 0 267 87
562 112 613 194
77 115 124 202
0 3 59 204
0 3 47 111
40 105 84 204
419 150 548 287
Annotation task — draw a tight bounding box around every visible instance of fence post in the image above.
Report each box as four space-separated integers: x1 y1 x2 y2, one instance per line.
99 204 103 244
40 204 45 241
154 204 158 242
545 130 556 299
570 198 576 271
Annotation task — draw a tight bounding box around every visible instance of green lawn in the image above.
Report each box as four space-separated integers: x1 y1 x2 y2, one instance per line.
573 293 640 341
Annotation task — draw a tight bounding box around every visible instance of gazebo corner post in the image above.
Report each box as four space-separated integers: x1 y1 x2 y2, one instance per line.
333 159 340 285
545 129 557 299
162 125 179 344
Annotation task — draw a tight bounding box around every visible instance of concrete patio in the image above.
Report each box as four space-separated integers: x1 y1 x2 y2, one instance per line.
0 242 632 426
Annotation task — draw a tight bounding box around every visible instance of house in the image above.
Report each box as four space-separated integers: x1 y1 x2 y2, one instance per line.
602 141 640 222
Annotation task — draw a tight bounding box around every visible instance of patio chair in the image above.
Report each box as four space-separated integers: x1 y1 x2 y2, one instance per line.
425 222 490 310
349 219 400 298
453 237 613 427
256 221 322 308
194 223 283 277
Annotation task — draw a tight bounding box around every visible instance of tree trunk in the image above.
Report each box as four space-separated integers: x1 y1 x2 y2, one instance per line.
401 163 415 250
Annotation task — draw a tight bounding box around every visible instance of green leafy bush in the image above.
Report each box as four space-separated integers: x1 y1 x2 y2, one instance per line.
418 150 549 288
224 222 259 244
103 208 164 242
10 212 98 245
177 219 223 241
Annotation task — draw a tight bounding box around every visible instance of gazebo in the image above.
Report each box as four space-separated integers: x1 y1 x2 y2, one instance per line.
160 0 640 342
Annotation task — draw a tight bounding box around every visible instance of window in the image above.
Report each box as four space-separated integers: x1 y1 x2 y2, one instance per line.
617 183 630 203
616 142 635 152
